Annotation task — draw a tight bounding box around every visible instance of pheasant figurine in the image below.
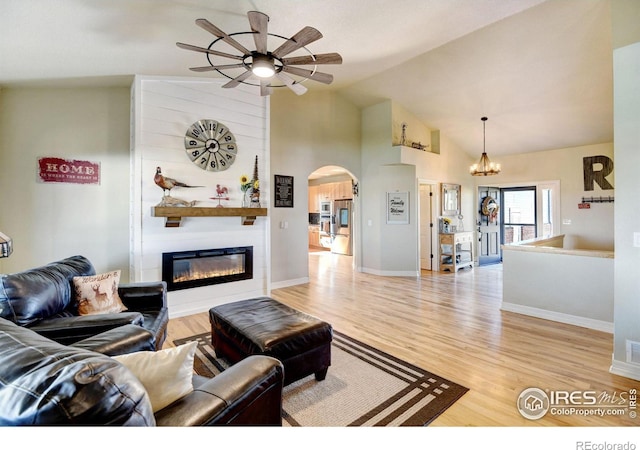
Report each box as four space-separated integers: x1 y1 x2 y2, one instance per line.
154 167 201 196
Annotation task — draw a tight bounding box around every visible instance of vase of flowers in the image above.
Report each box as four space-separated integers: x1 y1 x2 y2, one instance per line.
240 174 252 207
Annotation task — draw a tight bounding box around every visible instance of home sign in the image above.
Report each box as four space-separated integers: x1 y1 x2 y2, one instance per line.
38 157 100 185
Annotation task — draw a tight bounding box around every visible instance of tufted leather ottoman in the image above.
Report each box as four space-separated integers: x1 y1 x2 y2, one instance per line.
209 297 332 386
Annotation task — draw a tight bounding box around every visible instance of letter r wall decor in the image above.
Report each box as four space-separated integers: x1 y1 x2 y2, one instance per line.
583 155 614 191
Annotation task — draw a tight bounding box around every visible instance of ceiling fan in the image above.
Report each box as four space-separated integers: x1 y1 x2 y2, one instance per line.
176 11 343 96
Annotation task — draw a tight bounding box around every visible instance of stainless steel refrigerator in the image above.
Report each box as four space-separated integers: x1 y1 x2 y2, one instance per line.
331 199 353 255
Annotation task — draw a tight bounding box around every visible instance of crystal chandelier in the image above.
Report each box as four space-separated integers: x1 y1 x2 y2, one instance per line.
470 117 501 176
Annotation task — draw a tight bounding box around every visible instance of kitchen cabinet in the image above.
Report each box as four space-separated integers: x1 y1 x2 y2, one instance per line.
439 232 474 272
318 183 332 202
308 185 320 212
309 180 353 214
334 180 352 200
308 226 321 248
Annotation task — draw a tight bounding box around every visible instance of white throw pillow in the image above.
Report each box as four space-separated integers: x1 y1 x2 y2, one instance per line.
113 341 197 412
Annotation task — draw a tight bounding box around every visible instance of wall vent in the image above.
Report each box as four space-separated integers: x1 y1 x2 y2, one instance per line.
626 340 640 365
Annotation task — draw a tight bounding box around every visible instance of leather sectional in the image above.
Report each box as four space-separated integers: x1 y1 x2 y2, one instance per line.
0 256 285 425
0 255 168 352
0 317 284 425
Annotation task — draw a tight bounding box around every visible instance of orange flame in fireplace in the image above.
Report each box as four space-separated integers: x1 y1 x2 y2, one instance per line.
172 255 244 283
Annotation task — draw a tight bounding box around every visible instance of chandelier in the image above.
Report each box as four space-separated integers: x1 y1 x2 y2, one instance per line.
470 117 501 176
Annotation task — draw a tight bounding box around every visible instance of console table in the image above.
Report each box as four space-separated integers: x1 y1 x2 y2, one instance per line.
439 231 474 272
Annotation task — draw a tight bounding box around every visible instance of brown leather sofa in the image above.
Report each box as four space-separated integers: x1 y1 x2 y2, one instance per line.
0 317 284 425
0 255 168 352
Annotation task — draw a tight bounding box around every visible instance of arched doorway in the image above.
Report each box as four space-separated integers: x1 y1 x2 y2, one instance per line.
308 165 358 272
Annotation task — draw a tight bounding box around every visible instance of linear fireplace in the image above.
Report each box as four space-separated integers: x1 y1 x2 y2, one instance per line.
162 246 253 291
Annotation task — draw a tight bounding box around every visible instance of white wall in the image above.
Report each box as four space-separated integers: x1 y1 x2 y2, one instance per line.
502 246 614 332
131 76 270 318
269 90 361 287
360 100 478 275
611 40 640 380
481 143 615 251
0 87 131 277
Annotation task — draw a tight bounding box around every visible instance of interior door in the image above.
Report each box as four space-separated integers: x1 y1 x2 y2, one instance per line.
478 186 501 265
419 184 434 270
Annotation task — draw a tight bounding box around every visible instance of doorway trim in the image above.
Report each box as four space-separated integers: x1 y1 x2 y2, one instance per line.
307 166 360 272
475 180 561 264
418 178 439 272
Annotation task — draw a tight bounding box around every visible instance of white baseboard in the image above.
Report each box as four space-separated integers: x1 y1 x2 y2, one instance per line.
360 267 419 277
270 277 309 290
501 302 614 333
610 360 640 381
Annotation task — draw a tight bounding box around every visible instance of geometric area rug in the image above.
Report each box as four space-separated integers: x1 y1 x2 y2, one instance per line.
174 330 468 427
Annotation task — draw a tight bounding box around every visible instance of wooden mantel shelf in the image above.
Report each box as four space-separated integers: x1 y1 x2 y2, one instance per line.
151 206 267 227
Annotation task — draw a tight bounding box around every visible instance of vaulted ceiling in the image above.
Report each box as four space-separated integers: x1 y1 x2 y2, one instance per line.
0 0 613 157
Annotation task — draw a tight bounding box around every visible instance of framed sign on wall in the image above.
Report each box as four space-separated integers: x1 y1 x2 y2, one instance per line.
38 157 100 185
386 191 409 224
274 174 294 208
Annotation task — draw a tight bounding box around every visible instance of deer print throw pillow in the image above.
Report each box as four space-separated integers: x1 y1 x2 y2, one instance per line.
73 270 127 315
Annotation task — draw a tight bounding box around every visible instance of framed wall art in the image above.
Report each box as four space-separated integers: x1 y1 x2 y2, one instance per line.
274 174 294 207
386 191 409 224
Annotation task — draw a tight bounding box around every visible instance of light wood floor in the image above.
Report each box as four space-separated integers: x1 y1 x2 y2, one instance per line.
166 251 638 426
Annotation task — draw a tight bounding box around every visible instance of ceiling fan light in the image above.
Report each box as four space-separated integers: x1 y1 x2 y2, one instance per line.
252 55 275 78
178 12 341 96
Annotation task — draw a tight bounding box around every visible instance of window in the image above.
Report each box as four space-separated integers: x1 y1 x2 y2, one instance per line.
501 187 537 245
542 188 553 237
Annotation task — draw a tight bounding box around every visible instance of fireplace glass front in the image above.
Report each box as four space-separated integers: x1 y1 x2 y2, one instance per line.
162 246 253 291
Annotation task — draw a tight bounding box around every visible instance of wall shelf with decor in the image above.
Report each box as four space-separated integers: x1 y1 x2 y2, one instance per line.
151 206 267 227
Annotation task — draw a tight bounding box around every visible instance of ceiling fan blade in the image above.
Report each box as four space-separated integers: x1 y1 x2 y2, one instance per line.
189 63 246 72
281 65 333 84
195 18 250 55
222 70 254 89
260 80 273 97
275 72 308 96
282 53 343 66
248 11 269 54
272 26 323 58
176 42 243 60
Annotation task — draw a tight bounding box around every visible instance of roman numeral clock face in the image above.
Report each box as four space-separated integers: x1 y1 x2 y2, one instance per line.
184 119 237 171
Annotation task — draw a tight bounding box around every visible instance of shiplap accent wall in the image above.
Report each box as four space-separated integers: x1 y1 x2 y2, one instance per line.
131 76 270 318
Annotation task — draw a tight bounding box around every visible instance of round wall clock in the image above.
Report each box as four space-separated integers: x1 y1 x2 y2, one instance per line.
184 119 237 171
